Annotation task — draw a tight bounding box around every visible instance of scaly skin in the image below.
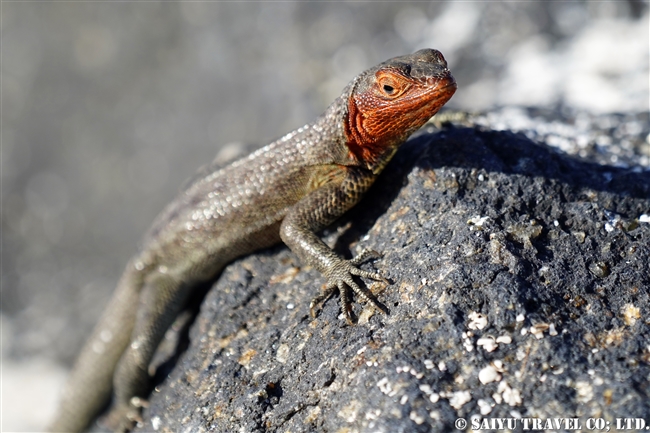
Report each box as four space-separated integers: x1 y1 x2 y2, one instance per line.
48 49 456 432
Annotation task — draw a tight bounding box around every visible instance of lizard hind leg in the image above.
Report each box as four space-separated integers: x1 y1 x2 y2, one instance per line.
106 272 191 432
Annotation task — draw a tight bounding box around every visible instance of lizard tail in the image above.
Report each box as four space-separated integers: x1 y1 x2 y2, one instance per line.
48 262 144 432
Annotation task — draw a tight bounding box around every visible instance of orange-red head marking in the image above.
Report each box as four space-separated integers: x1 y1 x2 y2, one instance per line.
344 49 456 172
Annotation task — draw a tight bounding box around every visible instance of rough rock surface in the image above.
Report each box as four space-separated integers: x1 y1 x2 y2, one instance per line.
133 110 649 433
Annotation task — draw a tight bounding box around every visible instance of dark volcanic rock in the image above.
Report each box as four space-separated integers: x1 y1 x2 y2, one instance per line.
136 111 650 433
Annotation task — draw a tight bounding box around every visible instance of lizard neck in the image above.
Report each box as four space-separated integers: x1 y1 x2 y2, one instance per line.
343 92 405 174
309 79 402 174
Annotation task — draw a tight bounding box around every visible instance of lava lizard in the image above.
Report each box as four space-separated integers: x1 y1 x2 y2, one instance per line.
49 48 456 432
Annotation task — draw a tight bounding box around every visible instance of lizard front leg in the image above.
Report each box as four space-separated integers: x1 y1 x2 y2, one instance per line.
280 167 388 324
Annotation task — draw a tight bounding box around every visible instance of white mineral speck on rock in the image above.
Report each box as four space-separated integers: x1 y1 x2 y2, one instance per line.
410 411 425 424
496 335 512 344
400 365 411 373
364 409 380 420
468 311 488 330
477 336 498 352
530 323 550 339
576 381 594 402
479 365 501 384
449 390 472 409
468 215 489 227
516 313 525 322
498 381 522 406
377 377 391 395
639 214 650 223
478 398 493 415
337 400 361 423
516 348 527 361
275 344 290 363
622 303 641 326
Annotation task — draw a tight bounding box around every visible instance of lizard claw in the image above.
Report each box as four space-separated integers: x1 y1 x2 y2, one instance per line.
130 396 149 409
309 286 337 319
102 397 148 433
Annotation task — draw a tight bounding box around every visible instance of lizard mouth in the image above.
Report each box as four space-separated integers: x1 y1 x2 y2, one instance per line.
427 75 457 108
419 74 457 110
433 74 457 93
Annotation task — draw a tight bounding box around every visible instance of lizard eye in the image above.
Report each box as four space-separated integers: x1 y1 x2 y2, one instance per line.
375 70 409 99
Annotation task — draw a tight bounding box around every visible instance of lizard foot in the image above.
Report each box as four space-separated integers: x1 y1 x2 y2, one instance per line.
310 250 389 325
102 397 148 433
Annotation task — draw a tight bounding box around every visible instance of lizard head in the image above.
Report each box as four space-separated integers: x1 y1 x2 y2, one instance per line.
344 49 456 172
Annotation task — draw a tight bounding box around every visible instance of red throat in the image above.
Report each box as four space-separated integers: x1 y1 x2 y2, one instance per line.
344 79 456 168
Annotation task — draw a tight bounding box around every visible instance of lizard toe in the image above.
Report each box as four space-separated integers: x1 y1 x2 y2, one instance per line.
309 286 336 318
101 396 148 433
349 266 389 285
102 403 142 433
345 273 387 315
349 249 381 266
338 280 355 325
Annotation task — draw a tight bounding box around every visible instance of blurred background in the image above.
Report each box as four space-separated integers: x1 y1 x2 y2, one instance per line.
2 1 648 430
